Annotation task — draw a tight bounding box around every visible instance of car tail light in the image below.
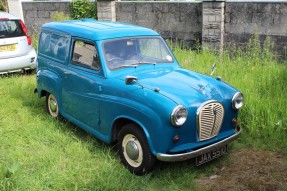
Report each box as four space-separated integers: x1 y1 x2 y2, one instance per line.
19 20 32 45
0 18 10 21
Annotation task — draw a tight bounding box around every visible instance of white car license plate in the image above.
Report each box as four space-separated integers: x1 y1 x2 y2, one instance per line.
0 44 17 52
196 145 228 166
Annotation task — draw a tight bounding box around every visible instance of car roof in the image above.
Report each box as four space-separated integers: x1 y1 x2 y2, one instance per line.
0 11 19 20
41 19 160 40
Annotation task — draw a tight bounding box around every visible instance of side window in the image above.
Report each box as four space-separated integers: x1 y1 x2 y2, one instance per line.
38 32 69 62
71 40 100 70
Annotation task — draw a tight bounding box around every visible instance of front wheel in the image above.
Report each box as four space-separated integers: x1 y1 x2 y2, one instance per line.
46 93 60 118
118 123 157 175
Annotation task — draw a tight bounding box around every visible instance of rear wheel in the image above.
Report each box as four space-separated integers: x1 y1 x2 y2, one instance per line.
20 68 34 75
26 69 36 75
46 93 60 118
118 123 157 175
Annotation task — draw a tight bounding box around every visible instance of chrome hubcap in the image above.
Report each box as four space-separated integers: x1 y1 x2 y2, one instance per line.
49 99 57 113
48 94 58 117
122 134 143 168
126 141 139 160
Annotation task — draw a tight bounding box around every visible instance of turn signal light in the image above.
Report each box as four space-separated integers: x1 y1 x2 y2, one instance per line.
173 135 180 142
232 118 237 125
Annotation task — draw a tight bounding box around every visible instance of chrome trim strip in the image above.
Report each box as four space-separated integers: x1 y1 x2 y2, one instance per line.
156 127 241 162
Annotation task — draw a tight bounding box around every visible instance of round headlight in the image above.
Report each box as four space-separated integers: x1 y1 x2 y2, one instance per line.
232 92 244 110
171 105 188 127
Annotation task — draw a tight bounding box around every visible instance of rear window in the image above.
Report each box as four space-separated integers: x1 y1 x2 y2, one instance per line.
0 20 25 38
38 32 69 62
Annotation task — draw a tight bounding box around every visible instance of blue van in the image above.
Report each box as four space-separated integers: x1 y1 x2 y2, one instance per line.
35 19 243 175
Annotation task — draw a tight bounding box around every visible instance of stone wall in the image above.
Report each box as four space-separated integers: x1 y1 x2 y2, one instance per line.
97 0 116 21
20 1 287 56
224 2 287 55
116 2 202 47
112 1 287 55
22 1 71 33
202 2 224 51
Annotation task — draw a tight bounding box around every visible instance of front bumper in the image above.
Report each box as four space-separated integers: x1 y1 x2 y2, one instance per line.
156 126 241 162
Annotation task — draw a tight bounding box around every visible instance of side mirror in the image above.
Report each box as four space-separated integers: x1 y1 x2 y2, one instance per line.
125 76 138 85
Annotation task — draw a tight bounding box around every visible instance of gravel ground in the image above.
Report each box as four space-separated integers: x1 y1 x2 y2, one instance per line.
196 148 287 191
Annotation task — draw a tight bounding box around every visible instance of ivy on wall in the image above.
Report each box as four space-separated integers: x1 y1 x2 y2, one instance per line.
71 0 97 20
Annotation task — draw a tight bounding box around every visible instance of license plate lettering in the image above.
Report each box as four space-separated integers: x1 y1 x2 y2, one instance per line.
0 44 17 52
196 145 227 166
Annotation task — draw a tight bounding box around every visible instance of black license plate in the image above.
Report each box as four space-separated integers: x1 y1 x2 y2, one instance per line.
196 145 228 166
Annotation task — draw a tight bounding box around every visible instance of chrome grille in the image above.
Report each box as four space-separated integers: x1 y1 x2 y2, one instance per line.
197 101 224 141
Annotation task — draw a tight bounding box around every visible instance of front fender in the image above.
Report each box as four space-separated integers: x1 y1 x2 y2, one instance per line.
112 114 159 155
100 86 178 155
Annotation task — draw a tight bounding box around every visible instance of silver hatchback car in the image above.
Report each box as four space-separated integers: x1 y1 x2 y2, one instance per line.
0 12 36 74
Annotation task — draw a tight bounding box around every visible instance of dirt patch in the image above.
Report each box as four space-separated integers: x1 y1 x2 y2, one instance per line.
196 148 287 191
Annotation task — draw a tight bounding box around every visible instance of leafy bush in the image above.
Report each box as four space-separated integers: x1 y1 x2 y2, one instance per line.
70 0 97 20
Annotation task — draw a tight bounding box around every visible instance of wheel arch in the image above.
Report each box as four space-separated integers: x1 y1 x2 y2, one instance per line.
39 90 48 98
111 117 157 156
36 69 62 100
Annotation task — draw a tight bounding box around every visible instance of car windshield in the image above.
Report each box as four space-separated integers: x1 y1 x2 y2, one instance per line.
0 20 25 38
103 37 174 70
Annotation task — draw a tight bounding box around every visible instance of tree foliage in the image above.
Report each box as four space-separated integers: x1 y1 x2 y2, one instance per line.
0 0 8 11
70 0 97 20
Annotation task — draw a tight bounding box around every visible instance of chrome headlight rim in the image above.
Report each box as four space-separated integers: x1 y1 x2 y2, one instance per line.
171 105 188 127
232 92 244 110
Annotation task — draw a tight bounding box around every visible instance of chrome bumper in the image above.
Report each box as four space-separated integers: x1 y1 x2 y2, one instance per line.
156 126 241 162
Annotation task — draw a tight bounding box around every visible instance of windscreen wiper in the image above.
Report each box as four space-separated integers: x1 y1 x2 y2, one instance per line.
116 64 139 69
116 62 156 69
137 61 156 65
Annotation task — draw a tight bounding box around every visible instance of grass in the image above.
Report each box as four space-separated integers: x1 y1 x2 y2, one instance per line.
1 37 287 189
0 74 208 190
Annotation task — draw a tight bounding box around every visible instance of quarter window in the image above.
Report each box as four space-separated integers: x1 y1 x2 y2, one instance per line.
71 40 100 70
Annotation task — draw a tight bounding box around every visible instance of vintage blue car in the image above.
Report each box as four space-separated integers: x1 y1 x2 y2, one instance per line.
35 19 243 175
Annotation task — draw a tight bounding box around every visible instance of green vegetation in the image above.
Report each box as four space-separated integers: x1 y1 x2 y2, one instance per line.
0 0 7 11
51 11 71 21
0 75 201 190
1 36 286 190
71 0 97 20
172 36 287 152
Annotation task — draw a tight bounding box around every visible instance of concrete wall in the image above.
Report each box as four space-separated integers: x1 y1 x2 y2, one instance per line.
7 0 24 21
225 2 287 55
112 1 287 55
97 0 116 21
22 1 71 33
19 1 287 56
116 2 202 47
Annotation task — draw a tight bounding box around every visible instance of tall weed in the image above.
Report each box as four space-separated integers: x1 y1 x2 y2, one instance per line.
51 11 71 21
